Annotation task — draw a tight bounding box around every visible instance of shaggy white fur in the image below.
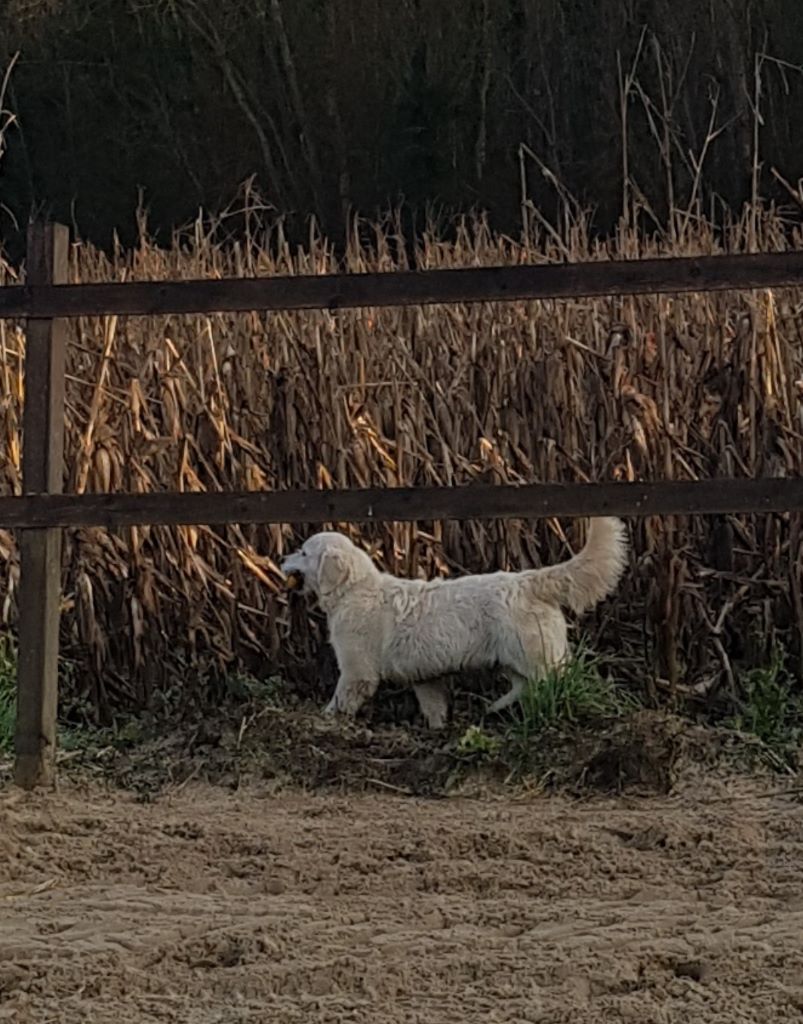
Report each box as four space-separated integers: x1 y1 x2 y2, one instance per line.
281 517 628 728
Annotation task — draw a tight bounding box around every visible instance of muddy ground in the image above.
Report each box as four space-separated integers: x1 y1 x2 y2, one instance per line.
1 710 803 1022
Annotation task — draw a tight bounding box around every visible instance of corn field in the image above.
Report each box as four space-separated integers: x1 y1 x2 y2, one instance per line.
1 204 802 718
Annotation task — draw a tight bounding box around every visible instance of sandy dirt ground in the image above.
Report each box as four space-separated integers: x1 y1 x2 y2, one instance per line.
2 775 803 1023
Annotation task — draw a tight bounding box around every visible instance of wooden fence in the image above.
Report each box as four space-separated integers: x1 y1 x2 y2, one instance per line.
2 221 803 788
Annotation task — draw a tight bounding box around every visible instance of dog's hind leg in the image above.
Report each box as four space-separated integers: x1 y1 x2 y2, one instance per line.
413 680 449 729
487 673 527 714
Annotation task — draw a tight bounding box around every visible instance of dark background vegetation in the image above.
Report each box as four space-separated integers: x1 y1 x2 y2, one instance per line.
2 0 802 256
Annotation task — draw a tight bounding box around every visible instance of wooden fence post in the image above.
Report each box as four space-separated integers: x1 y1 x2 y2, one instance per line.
14 222 69 789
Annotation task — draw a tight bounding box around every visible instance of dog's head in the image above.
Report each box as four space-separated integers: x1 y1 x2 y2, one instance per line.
281 532 376 607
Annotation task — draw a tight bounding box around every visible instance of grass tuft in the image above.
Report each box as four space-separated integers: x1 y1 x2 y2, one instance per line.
509 643 638 744
727 648 803 769
0 636 16 753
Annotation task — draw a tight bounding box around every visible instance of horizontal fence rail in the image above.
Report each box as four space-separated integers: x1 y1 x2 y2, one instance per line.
1 478 802 530
1 251 803 320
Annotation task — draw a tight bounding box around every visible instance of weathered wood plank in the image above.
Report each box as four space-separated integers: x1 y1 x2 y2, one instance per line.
1 478 802 529
14 222 69 790
0 251 802 320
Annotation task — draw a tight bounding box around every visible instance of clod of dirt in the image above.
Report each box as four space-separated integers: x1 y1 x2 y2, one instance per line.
577 711 683 794
674 960 712 983
605 824 669 850
0 964 29 995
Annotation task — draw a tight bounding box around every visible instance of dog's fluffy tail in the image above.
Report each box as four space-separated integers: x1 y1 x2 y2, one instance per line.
525 517 628 615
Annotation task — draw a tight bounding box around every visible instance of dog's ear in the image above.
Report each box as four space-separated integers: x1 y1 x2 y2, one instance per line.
317 548 351 598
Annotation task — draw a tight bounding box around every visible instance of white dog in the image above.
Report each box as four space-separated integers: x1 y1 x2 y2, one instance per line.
281 517 627 728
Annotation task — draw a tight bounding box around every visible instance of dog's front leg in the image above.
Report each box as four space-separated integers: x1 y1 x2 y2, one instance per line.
324 673 379 717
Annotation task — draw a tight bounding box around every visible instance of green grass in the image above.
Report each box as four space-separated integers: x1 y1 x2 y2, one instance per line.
0 640 125 757
453 644 640 778
2 646 291 764
0 635 16 753
456 723 501 759
727 647 803 769
510 643 638 743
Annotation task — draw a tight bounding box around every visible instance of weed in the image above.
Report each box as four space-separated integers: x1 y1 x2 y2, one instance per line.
224 672 285 704
0 635 16 753
509 643 637 744
456 724 500 760
0 641 140 758
728 648 802 769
